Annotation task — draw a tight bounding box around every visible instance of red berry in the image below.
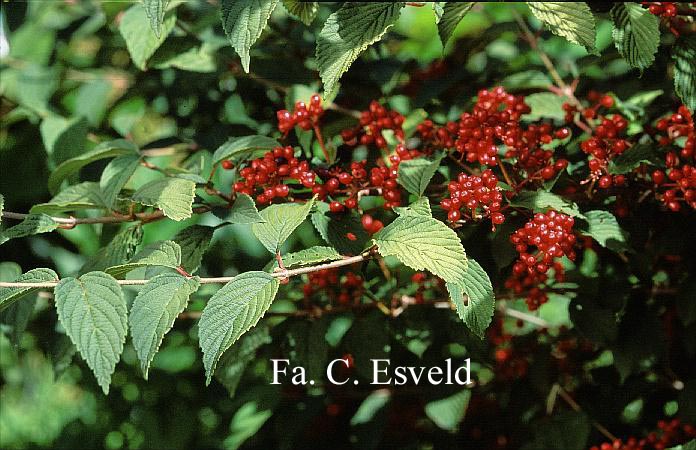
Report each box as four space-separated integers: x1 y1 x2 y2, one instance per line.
221 160 234 170
329 201 344 213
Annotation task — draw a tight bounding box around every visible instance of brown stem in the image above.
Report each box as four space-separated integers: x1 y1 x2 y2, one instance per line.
313 123 332 163
1 206 211 226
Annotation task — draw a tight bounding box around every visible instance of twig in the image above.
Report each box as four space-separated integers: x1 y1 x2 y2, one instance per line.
550 383 619 442
1 206 211 226
0 252 373 289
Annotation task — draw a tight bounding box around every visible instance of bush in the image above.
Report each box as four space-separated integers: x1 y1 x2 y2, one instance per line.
1 2 695 449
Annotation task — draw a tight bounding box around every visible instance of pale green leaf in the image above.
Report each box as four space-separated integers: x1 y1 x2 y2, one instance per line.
132 177 196 221
0 267 58 312
31 182 106 214
54 271 127 394
252 197 315 254
311 203 370 255
212 135 281 165
316 2 405 96
282 0 318 26
0 263 35 348
425 390 471 431
106 240 181 278
351 390 391 426
579 210 628 251
215 325 271 397
374 215 467 284
100 155 141 209
81 225 144 274
437 2 474 47
220 0 279 72
509 190 585 218
0 195 4 224
48 139 139 195
527 2 597 53
393 196 432 217
611 2 660 71
129 273 200 378
0 214 59 246
667 440 696 450
40 116 89 167
172 225 214 273
267 246 342 271
119 3 176 70
224 193 265 224
397 155 442 196
446 259 495 339
143 0 170 38
672 36 696 112
522 92 568 121
199 271 280 384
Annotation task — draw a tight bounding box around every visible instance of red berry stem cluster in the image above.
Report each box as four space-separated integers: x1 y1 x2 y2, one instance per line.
228 146 316 205
505 211 577 310
590 418 696 450
652 106 696 211
642 2 678 17
277 94 324 134
340 100 405 149
641 2 696 35
441 169 505 227
303 268 364 306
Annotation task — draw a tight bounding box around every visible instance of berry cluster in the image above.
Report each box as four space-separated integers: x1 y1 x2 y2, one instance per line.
642 2 678 17
505 211 577 310
590 418 696 450
277 95 324 134
231 146 316 204
440 169 505 226
303 268 363 305
571 94 631 189
360 214 384 235
454 87 531 166
416 119 457 152
488 318 530 380
503 123 570 180
340 101 405 149
652 106 696 211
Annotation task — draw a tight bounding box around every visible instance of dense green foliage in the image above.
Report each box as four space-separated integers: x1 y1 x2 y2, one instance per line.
1 2 696 449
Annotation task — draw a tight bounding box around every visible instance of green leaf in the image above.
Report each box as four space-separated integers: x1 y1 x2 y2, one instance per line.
446 259 495 339
220 0 279 73
437 2 474 47
397 155 443 196
311 204 370 255
0 263 35 348
522 92 568 121
279 246 342 269
424 390 471 432
668 440 696 450
282 0 318 26
215 325 271 397
316 2 405 96
172 225 215 273
393 196 432 217
119 2 176 70
30 182 106 214
48 139 139 195
54 271 127 394
0 195 4 224
578 210 628 251
129 273 200 379
100 155 142 209
143 0 170 38
611 2 660 71
0 214 59 246
212 135 281 165
527 2 597 53
251 198 315 254
607 143 661 174
672 36 696 112
106 240 181 278
509 190 585 218
351 390 391 426
224 193 265 224
132 177 197 221
81 225 144 274
199 271 280 384
0 268 58 312
374 215 467 285
40 116 89 167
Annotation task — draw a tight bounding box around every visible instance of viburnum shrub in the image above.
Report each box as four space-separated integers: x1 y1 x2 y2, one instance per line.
1 1 695 449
